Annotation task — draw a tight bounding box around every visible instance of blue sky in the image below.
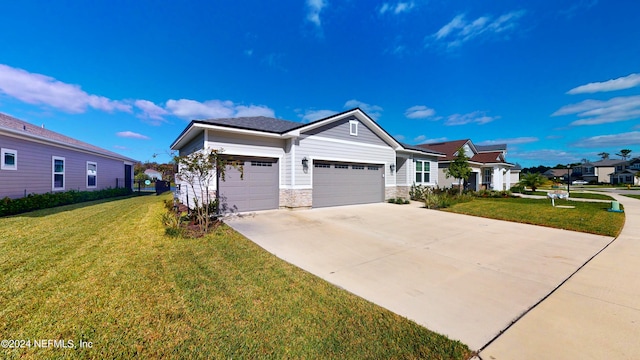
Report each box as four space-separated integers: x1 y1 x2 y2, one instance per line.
1 0 639 167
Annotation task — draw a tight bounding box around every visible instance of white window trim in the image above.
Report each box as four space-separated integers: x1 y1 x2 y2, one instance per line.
1 148 17 170
87 161 97 189
414 159 431 184
349 120 358 136
52 156 65 191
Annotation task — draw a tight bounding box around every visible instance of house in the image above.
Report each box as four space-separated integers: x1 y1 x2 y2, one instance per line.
144 169 163 180
416 139 515 191
0 112 135 199
572 159 624 184
510 163 522 186
170 108 444 212
543 168 571 182
610 157 640 185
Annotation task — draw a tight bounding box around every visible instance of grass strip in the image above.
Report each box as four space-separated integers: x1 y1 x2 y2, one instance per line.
443 197 624 237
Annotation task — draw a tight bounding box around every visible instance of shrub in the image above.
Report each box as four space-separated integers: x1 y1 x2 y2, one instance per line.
0 188 133 217
388 197 410 205
510 183 525 193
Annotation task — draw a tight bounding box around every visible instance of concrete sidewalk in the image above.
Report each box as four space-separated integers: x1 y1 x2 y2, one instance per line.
480 193 640 360
225 202 613 351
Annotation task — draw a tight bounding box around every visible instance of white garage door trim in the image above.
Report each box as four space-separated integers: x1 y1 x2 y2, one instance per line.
312 161 384 208
218 156 279 212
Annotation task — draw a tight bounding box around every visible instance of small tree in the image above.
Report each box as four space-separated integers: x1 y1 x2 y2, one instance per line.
445 148 472 195
617 149 632 160
174 148 242 234
519 172 548 192
598 152 610 160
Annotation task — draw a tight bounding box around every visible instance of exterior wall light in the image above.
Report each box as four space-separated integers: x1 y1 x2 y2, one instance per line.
302 157 309 169
390 164 395 172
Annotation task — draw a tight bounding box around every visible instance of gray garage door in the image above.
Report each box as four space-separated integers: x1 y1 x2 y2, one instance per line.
218 157 279 212
313 161 384 208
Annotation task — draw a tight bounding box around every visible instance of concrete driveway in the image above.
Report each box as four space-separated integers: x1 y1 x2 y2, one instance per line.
225 202 613 350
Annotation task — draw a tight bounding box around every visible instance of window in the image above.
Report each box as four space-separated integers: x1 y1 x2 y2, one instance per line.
315 163 330 168
52 156 65 190
335 164 348 169
414 160 430 183
87 161 97 188
367 166 379 171
1 148 17 170
349 120 358 136
251 161 272 167
352 165 364 170
483 169 492 184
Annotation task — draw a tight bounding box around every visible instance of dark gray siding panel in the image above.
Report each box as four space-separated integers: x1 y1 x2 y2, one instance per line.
0 134 126 199
179 131 205 156
303 116 388 147
312 161 384 208
218 157 279 212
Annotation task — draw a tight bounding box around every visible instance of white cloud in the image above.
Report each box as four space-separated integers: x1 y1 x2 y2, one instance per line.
0 64 131 114
405 105 436 119
344 99 383 120
306 0 327 28
572 131 640 148
445 111 498 126
510 149 580 164
379 2 415 15
235 105 276 118
134 99 169 124
165 99 274 120
116 131 150 140
552 95 640 125
429 10 525 49
415 136 447 144
567 73 640 94
477 137 538 145
299 109 337 123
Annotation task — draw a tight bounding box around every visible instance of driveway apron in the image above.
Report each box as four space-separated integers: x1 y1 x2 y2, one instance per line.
225 202 613 351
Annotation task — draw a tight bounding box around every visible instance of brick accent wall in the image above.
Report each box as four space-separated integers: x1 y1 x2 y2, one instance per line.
279 189 312 209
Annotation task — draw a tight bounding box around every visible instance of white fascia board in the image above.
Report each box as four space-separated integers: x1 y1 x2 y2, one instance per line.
397 148 446 158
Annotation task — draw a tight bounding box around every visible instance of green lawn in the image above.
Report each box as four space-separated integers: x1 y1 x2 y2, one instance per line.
443 197 624 237
0 194 471 359
624 194 640 200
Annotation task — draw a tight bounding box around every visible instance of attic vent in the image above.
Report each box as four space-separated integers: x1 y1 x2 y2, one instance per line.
23 125 26 130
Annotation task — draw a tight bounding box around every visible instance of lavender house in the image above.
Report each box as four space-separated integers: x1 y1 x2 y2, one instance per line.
0 113 136 199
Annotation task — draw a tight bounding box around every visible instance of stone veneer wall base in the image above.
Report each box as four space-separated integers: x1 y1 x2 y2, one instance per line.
279 189 313 209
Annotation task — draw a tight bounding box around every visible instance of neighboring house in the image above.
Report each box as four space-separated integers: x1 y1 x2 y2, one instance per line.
416 140 515 191
610 157 640 185
543 168 571 182
170 108 444 212
572 159 624 183
510 163 522 186
0 112 135 199
144 169 163 180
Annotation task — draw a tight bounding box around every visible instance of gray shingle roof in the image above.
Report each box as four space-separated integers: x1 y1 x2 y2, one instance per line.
476 144 507 152
0 112 135 161
194 116 303 134
400 143 444 155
